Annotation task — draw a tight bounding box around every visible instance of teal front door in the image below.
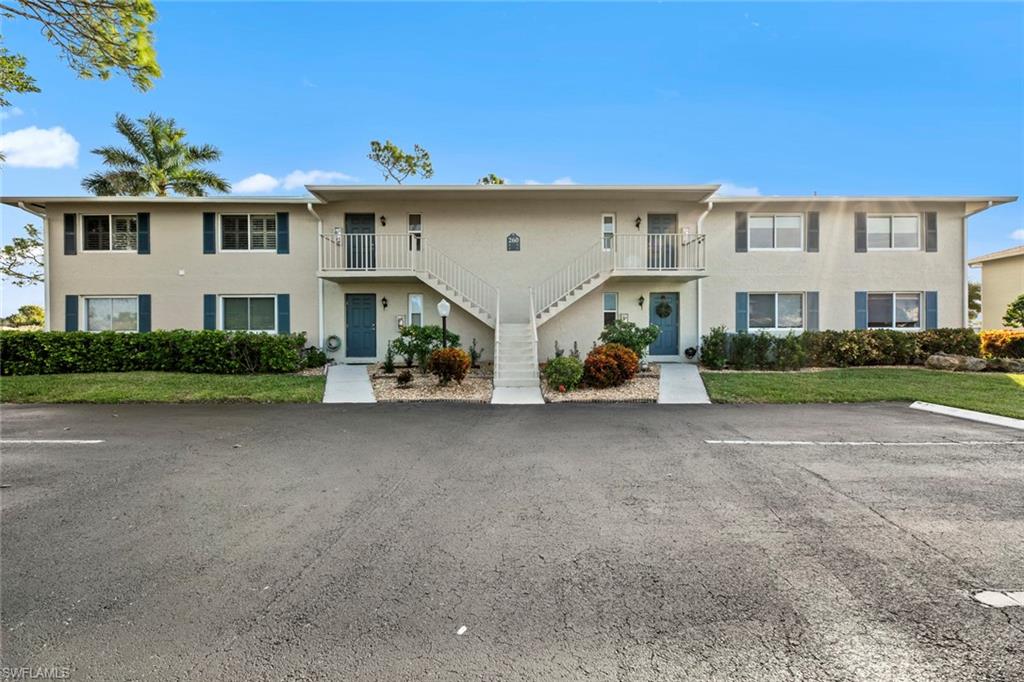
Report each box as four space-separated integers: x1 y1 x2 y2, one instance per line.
345 294 376 358
649 292 679 356
345 213 375 270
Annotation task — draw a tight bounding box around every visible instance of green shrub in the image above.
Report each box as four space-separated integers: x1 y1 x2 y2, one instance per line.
427 347 471 385
301 345 328 369
598 320 660 359
700 326 728 369
772 333 806 370
396 369 413 386
391 325 461 373
584 343 639 388
750 331 774 370
916 328 979 359
382 341 396 373
543 356 584 391
0 330 307 375
468 338 484 368
728 333 756 370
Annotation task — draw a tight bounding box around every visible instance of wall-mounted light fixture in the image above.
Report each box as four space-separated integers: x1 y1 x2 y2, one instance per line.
333 226 342 239
638 295 645 309
634 216 642 230
381 296 389 309
380 215 387 227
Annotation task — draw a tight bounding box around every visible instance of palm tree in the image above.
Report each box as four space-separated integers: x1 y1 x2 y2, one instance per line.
82 113 230 196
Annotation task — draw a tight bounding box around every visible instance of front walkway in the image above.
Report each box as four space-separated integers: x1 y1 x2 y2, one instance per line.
658 363 711 404
491 386 545 404
323 364 376 403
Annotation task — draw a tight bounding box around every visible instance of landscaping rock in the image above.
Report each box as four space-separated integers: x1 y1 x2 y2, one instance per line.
985 357 1024 373
925 352 987 372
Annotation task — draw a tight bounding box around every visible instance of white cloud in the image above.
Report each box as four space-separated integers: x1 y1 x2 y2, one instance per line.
712 181 761 197
552 176 576 185
1011 229 1024 241
233 173 280 193
281 169 356 189
0 106 24 121
0 126 79 168
523 179 542 185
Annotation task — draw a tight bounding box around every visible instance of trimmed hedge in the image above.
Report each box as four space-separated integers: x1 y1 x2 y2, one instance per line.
700 327 981 371
980 330 1024 359
0 330 312 375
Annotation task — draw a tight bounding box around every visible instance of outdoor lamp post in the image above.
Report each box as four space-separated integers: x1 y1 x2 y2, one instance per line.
437 299 451 347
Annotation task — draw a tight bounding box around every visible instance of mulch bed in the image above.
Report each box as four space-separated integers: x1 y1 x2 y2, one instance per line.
541 364 661 403
369 363 494 402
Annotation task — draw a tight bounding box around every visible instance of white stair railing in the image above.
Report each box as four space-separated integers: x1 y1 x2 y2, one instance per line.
533 240 614 317
415 242 499 322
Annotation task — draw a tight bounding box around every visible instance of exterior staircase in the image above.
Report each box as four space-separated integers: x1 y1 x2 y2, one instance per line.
493 322 540 388
533 241 614 326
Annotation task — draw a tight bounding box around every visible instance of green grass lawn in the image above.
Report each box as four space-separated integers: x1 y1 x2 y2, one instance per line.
701 367 1024 419
0 372 326 404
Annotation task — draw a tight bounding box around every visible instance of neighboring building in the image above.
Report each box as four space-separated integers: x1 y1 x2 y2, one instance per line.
968 245 1024 329
3 187 1014 389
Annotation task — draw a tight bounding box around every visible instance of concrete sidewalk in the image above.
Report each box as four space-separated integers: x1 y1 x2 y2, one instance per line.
658 363 711 404
322 364 376 403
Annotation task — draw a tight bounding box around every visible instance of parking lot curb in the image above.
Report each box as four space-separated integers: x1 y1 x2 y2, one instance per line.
909 401 1024 431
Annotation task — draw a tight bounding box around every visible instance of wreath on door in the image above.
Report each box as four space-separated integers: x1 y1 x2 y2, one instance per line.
655 297 673 319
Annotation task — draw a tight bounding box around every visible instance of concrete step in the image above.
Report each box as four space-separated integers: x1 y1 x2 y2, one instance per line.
494 377 541 388
497 370 539 381
498 350 535 361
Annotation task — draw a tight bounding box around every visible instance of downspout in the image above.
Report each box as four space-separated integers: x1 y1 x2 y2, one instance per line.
695 200 713 355
19 202 49 331
306 202 325 348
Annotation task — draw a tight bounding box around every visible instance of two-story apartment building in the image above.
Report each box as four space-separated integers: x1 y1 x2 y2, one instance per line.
3 185 1013 389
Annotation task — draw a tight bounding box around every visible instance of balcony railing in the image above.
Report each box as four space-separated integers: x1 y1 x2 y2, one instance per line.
612 233 706 271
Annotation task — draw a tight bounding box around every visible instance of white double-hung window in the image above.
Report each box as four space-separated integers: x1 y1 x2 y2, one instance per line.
749 293 804 330
83 214 138 251
221 214 277 251
867 292 921 329
84 296 139 332
867 215 919 250
748 215 802 250
408 294 424 326
222 296 276 332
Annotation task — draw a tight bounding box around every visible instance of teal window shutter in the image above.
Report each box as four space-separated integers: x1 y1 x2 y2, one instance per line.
806 292 819 331
276 212 290 254
138 294 152 332
137 212 150 254
925 291 938 329
854 213 867 253
277 294 290 334
735 212 747 253
806 212 819 253
924 212 937 252
735 292 748 332
855 291 868 329
203 212 216 254
65 295 78 331
203 294 217 330
64 213 77 255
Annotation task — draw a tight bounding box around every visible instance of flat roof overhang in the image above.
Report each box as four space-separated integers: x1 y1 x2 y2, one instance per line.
306 184 722 203
0 196 318 212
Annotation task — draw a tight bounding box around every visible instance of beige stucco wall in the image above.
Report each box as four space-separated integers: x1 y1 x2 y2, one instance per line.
702 201 967 331
977 255 1024 329
45 202 321 342
321 279 495 362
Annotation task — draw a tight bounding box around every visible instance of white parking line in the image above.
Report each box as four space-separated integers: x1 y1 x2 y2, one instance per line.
1 439 106 444
705 439 1024 446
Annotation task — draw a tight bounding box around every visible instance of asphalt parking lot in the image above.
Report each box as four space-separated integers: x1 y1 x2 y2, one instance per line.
1 402 1022 680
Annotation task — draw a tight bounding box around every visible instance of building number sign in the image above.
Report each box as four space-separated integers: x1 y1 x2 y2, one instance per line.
506 233 521 251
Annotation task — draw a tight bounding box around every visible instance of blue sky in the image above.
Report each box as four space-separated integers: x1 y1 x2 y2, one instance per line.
2 1 1022 314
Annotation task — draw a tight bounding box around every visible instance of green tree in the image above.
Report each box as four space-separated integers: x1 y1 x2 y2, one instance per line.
477 173 506 185
4 304 44 327
0 1 159 104
1 223 43 286
82 113 230 196
367 139 433 184
1003 293 1024 328
968 281 981 323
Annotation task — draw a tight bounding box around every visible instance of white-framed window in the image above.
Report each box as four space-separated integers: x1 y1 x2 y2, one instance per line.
867 292 921 329
408 293 423 326
603 292 618 326
82 214 138 252
748 214 803 251
867 215 920 250
408 213 422 251
749 292 804 329
84 296 139 332
601 214 616 251
221 296 276 332
220 214 277 251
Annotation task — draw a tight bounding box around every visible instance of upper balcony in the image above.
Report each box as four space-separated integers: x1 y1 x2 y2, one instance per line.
318 232 706 278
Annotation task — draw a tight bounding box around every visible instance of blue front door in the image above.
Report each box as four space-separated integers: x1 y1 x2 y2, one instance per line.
345 294 376 358
649 292 679 356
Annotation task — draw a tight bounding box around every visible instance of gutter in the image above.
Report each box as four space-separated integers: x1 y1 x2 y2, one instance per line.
18 202 49 331
306 202 325 348
695 200 713 355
